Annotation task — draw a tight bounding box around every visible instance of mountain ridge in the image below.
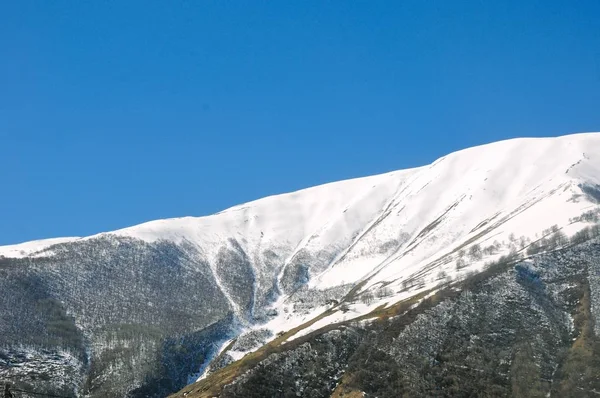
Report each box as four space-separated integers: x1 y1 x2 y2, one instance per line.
3 132 599 258
2 132 600 397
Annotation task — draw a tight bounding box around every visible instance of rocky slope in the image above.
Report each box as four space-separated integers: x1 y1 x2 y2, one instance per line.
177 238 600 398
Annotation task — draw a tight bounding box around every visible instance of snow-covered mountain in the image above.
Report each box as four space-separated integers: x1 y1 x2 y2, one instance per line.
5 133 600 299
2 132 600 397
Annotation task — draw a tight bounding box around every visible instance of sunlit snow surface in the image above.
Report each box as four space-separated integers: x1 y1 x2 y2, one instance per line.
0 237 80 258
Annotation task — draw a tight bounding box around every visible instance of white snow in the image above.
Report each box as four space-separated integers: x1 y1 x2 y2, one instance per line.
0 237 80 258
308 133 600 292
284 301 385 343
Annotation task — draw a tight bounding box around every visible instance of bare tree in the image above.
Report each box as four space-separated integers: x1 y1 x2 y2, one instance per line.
376 287 394 298
437 270 448 280
361 291 375 305
468 244 483 261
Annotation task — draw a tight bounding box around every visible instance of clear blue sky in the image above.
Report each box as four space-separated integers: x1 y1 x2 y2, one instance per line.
1 1 599 245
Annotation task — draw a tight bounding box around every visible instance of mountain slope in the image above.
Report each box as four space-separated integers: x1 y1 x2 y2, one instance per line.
177 239 600 398
2 132 600 397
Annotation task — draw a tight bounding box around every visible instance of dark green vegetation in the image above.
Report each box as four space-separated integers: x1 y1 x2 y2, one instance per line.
174 238 600 398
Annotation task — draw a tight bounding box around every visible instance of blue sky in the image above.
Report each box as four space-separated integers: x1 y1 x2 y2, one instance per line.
1 1 599 245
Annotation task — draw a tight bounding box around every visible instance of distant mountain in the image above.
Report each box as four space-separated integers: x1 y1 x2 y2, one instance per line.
2 132 600 397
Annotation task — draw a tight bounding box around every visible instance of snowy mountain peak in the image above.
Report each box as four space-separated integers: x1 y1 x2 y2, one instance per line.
3 132 600 299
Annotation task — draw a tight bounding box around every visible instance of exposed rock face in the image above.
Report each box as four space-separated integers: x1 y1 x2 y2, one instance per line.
222 329 363 398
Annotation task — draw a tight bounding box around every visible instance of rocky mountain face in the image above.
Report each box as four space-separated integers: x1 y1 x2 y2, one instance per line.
1 133 600 397
176 239 600 398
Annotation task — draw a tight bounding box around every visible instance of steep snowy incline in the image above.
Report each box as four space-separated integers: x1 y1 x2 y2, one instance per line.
2 132 600 319
103 166 420 274
310 132 600 292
